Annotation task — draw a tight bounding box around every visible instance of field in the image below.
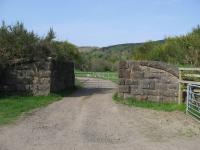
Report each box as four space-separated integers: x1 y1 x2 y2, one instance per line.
75 71 118 83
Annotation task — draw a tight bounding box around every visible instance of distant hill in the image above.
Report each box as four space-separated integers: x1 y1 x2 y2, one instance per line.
78 46 99 52
78 40 164 53
100 43 141 52
100 40 164 52
76 40 164 72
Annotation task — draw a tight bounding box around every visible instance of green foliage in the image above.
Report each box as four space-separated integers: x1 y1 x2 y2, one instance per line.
77 25 200 72
52 41 80 63
133 41 158 60
77 41 163 72
0 21 80 70
133 25 200 67
45 27 56 42
113 93 185 112
77 47 132 72
0 22 40 62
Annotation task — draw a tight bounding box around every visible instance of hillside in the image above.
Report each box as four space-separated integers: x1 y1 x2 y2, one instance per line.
78 40 164 53
101 43 141 52
78 46 99 52
76 40 164 72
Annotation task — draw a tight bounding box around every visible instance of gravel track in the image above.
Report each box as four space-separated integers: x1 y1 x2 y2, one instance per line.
0 78 200 150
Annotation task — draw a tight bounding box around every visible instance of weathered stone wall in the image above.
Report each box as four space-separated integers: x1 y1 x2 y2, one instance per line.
0 59 74 95
118 61 179 103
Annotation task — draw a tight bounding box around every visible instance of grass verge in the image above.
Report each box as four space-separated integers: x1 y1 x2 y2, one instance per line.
113 93 185 112
0 87 77 126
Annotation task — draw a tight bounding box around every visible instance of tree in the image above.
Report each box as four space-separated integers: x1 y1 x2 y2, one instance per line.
45 28 56 42
0 22 81 70
131 25 200 67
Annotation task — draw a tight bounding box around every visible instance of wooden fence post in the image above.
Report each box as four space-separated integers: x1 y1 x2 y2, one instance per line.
178 69 182 104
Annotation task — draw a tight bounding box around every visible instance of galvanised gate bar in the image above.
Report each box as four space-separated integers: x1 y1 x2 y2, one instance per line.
186 84 200 121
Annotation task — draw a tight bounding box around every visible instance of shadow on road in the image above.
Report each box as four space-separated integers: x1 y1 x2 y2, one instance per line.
68 77 117 97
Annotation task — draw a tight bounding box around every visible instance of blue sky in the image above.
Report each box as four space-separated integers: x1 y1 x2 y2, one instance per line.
0 0 199 47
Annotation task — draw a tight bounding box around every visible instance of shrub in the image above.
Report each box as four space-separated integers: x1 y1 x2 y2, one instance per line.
0 21 80 68
132 25 200 67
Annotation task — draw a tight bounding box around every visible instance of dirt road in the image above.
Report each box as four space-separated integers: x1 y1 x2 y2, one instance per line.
0 78 200 150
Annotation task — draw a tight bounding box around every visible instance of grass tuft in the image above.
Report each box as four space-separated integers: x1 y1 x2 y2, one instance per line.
113 93 185 112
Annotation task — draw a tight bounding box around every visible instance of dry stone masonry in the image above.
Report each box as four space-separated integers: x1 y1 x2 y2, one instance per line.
0 58 74 95
118 61 179 103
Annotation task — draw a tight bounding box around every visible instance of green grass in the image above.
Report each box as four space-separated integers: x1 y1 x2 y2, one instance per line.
75 71 118 83
113 93 186 112
0 95 61 125
0 87 78 126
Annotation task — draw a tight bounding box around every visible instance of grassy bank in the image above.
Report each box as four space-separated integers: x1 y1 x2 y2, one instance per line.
0 87 78 126
113 93 185 112
0 95 61 125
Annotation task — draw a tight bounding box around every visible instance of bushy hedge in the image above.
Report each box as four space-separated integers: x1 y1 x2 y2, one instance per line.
0 22 80 70
133 25 200 67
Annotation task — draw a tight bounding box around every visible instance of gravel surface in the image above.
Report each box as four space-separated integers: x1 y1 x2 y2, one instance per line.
0 78 200 150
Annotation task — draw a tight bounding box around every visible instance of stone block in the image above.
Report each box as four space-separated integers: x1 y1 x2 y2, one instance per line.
160 89 178 97
135 95 148 100
131 88 143 95
125 79 138 85
166 68 179 77
16 84 26 91
38 71 51 77
139 61 149 66
143 89 158 96
155 83 168 90
130 63 141 71
147 96 160 102
25 84 31 91
118 85 130 93
124 69 131 79
118 69 125 78
130 71 144 79
144 72 161 79
119 61 127 69
118 79 125 85
38 83 50 90
148 61 167 70
168 84 178 90
162 96 177 103
141 79 155 90
130 85 139 89
38 78 50 84
160 78 172 84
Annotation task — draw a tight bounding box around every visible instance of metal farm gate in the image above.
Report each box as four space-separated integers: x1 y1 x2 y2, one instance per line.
186 84 200 121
